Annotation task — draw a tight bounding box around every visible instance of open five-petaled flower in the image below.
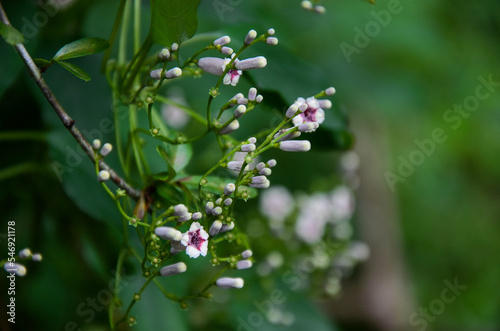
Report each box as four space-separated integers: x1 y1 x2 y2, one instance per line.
181 222 209 258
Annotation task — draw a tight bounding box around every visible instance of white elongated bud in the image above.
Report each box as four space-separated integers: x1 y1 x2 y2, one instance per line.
4 262 27 277
92 139 101 150
236 260 253 270
251 176 268 184
279 140 311 152
255 95 263 103
230 93 244 103
244 29 257 44
248 87 257 101
256 162 266 171
177 213 192 222
227 161 244 171
285 104 299 118
301 0 313 10
173 204 188 216
192 212 202 220
209 221 223 236
19 248 31 259
198 57 225 75
171 43 179 51
315 5 326 14
224 198 232 206
216 277 244 289
165 67 182 79
325 87 336 95
219 120 239 135
221 46 233 55
259 168 272 176
214 35 230 46
249 179 270 189
220 221 235 233
155 227 182 241
160 262 187 277
98 170 110 182
212 206 223 216
274 129 301 142
234 105 246 118
298 122 319 132
267 159 277 167
158 48 170 61
266 37 278 45
299 103 308 112
224 183 236 196
241 249 253 259
241 143 256 152
150 69 163 80
267 28 275 36
235 56 267 70
100 143 113 156
248 137 257 144
205 201 214 214
237 98 248 105
318 99 332 109
32 253 43 262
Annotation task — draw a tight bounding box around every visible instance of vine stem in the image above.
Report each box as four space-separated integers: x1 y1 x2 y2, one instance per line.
0 1 141 200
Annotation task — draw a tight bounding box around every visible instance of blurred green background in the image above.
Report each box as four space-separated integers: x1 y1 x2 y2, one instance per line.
1 0 500 330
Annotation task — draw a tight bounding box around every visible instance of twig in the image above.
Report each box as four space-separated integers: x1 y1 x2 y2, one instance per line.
0 1 141 200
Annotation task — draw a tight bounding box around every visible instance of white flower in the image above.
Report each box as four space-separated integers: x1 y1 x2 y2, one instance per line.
223 69 242 86
294 193 332 243
181 222 209 258
259 186 294 223
292 97 325 130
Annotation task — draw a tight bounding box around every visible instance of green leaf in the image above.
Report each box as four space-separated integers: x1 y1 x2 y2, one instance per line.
54 60 91 81
149 0 201 46
53 37 109 61
156 145 177 181
34 58 51 67
0 21 24 45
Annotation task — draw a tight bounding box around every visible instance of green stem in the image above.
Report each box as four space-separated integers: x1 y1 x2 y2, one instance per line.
122 34 153 93
101 0 127 72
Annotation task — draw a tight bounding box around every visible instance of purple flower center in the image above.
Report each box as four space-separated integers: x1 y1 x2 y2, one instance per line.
189 229 205 250
301 107 317 122
228 69 240 80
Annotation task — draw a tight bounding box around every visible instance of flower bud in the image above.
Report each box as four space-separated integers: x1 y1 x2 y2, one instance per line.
150 69 163 80
266 37 278 45
318 99 332 109
32 253 43 262
160 262 187 277
285 104 299 118
248 137 257 144
165 67 182 79
98 170 110 182
267 159 277 167
209 221 223 236
100 143 113 156
205 201 214 214
4 262 27 277
177 213 192 222
298 103 308 112
198 57 225 75
230 93 244 103
325 87 336 95
19 248 32 259
224 198 232 206
315 5 326 14
256 162 266 171
171 43 179 52
241 249 253 259
255 95 263 103
224 183 236 196
219 120 239 135
248 87 257 101
216 277 244 289
274 128 301 142
244 29 257 44
221 46 233 55
227 161 244 171
92 139 101 150
279 140 311 152
259 168 272 176
173 204 188 216
215 198 222 205
213 35 230 46
234 105 246 118
192 212 202 220
155 227 182 241
241 143 256 152
301 0 313 10
298 122 319 132
235 56 267 70
237 98 249 105
251 176 267 184
267 28 276 36
220 221 235 233
212 206 223 216
249 179 270 189
158 48 170 61
236 260 253 270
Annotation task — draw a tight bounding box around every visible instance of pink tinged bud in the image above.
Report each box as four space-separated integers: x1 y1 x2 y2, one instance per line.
252 176 268 184
160 262 187 277
255 95 263 103
235 56 267 70
245 29 257 44
212 206 223 216
301 0 313 10
150 69 163 80
224 183 236 195
216 277 244 289
267 159 277 167
100 143 113 156
248 137 257 144
158 48 170 61
221 46 233 55
165 67 182 79
98 170 110 182
214 35 231 46
173 204 188 216
241 249 253 259
259 168 272 176
219 120 239 135
205 201 214 214
220 222 235 233
32 253 42 262
171 43 179 51
92 139 101 150
198 57 225 75
286 104 299 118
227 161 244 171
266 37 278 45
248 87 257 101
325 87 336 95
279 140 311 152
234 105 246 118
241 144 256 152
318 99 332 109
224 198 232 206
4 262 27 277
19 248 31 259
237 98 248 105
315 5 326 14
298 122 319 133
155 227 182 241
192 212 202 220
249 179 270 189
299 103 308 112
209 221 223 236
177 213 192 222
267 28 276 36
236 260 253 270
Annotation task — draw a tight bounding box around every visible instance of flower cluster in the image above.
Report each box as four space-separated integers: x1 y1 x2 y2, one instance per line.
301 0 326 13
3 248 43 277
